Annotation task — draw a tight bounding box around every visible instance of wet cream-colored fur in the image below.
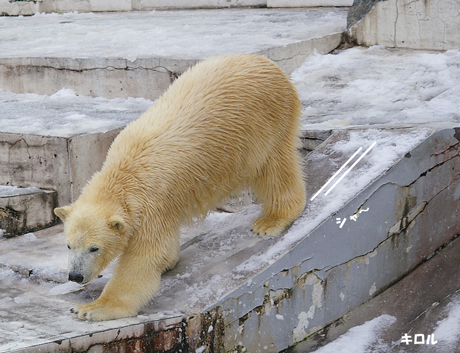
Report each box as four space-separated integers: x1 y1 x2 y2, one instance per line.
54 54 306 321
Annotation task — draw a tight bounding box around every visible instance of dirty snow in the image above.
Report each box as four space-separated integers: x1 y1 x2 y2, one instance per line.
293 47 460 130
311 315 396 353
0 9 347 60
0 88 153 137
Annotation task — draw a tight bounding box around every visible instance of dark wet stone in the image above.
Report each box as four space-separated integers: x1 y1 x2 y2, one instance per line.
347 0 389 28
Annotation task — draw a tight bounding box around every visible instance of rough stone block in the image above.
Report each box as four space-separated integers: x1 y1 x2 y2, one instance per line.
0 130 120 207
348 0 460 50
0 188 57 238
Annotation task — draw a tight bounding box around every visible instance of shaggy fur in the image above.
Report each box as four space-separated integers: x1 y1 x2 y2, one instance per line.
54 54 306 321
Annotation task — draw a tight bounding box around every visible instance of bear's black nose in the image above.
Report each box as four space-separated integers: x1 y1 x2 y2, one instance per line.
68 272 84 283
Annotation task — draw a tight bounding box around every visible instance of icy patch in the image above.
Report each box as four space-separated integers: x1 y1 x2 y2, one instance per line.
48 282 83 296
292 47 460 129
13 296 30 305
0 268 21 287
0 186 43 197
431 295 460 350
0 89 153 137
0 9 347 60
11 233 37 243
311 315 396 353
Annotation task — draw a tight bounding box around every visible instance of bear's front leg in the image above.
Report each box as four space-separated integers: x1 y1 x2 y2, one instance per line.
71 251 162 321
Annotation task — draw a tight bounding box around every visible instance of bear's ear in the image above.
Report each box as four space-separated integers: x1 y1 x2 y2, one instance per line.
108 215 126 232
54 206 71 222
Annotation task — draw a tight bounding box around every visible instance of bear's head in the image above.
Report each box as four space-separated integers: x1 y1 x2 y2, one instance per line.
54 204 128 285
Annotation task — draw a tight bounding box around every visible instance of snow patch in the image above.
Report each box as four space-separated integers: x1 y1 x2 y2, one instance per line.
431 296 460 350
311 315 396 353
0 88 153 137
292 47 460 130
48 282 83 296
0 9 347 60
0 186 43 197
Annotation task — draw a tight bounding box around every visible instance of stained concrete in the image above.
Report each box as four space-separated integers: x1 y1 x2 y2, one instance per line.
348 0 460 50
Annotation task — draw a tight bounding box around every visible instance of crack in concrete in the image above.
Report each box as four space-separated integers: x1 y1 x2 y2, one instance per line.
4 138 49 167
14 63 181 75
324 152 460 278
394 0 399 47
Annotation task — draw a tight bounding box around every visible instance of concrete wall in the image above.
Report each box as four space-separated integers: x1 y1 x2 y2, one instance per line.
349 0 460 50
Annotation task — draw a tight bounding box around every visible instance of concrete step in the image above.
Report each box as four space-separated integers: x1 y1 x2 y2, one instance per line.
0 0 352 16
0 186 57 238
0 8 347 100
0 89 152 207
1 125 459 352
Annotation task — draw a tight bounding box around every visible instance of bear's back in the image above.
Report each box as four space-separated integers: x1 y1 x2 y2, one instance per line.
104 54 302 219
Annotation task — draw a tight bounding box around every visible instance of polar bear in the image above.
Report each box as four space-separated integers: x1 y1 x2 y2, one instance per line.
54 54 306 321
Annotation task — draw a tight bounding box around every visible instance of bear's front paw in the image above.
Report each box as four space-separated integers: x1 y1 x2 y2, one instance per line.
251 215 292 237
70 299 137 321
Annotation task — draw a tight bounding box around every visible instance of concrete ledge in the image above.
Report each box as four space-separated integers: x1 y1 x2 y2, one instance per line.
0 0 354 15
0 57 197 100
0 0 267 15
268 0 353 7
0 187 57 238
0 33 343 100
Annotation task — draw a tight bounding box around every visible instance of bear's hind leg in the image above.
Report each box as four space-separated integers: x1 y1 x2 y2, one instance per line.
251 148 306 237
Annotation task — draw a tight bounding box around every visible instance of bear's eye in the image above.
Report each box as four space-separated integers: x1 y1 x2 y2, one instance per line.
67 245 71 250
90 246 99 253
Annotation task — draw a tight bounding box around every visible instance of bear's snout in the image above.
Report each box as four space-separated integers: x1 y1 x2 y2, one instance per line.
69 271 84 283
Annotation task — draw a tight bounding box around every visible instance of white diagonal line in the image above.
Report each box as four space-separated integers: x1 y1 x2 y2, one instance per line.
324 141 377 196
310 146 363 201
